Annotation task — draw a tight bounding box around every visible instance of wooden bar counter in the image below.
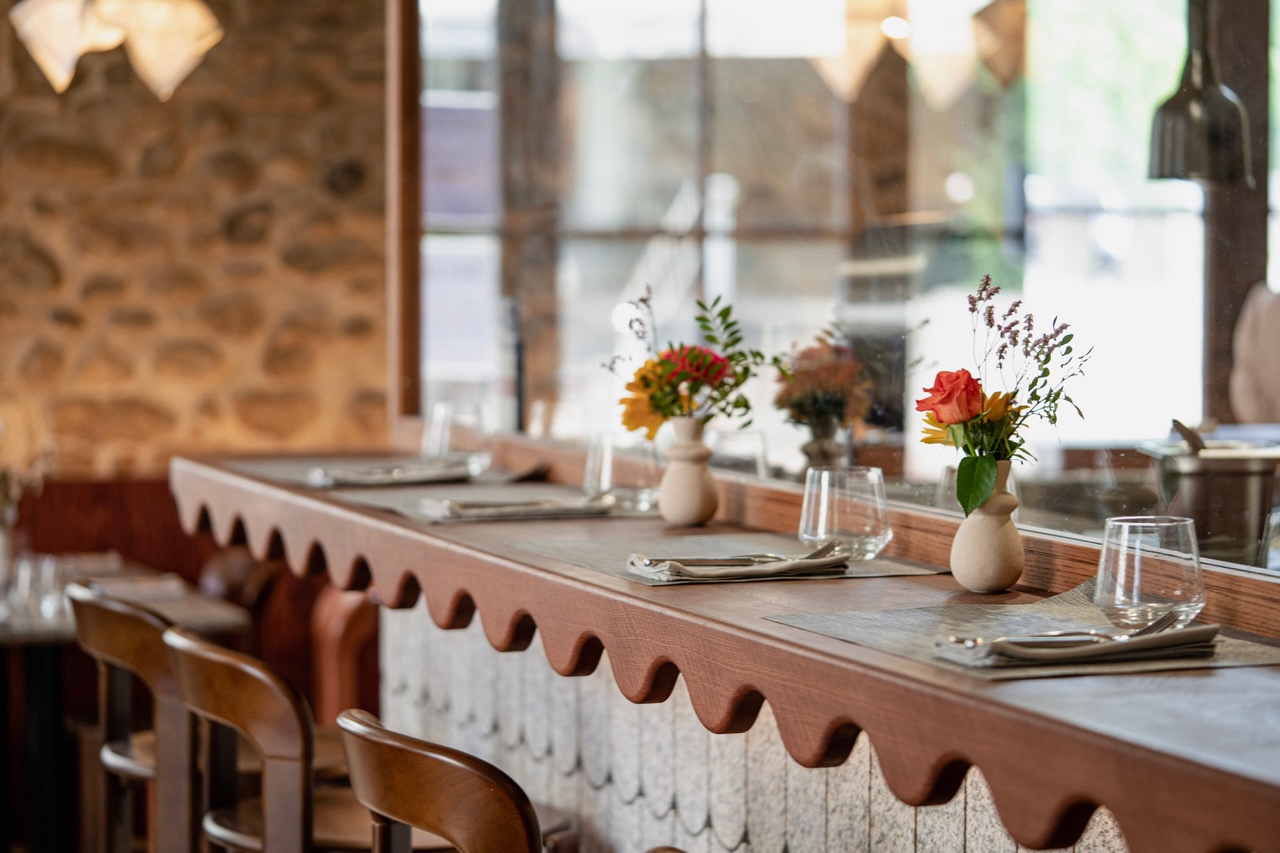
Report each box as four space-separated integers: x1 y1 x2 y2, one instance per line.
168 443 1280 853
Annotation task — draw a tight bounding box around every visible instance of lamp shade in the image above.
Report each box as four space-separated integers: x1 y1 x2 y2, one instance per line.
1149 0 1252 186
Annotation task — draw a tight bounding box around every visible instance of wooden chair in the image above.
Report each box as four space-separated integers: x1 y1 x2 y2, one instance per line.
162 626 450 852
68 582 352 853
336 708 547 853
66 581 196 853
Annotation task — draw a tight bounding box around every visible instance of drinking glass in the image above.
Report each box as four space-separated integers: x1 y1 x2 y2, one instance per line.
798 466 893 560
583 432 659 512
1094 515 1206 630
422 402 492 475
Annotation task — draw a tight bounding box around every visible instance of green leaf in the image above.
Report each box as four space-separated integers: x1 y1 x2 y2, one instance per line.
955 455 998 516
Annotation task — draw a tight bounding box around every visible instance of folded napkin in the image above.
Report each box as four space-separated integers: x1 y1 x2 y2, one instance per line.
416 497 613 521
305 459 472 487
89 573 188 602
932 623 1221 669
627 552 850 582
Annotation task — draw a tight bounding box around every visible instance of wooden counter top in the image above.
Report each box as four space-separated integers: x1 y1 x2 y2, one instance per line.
169 449 1280 853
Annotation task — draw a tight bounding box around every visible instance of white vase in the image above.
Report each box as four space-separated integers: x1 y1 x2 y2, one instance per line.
949 459 1024 592
658 417 719 526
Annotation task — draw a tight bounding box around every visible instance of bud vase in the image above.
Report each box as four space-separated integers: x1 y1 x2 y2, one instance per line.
798 414 848 480
949 459 1024 592
658 416 719 526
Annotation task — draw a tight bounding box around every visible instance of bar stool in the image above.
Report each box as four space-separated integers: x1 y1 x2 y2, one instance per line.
66 582 350 853
163 626 454 852
66 581 196 853
335 710 616 853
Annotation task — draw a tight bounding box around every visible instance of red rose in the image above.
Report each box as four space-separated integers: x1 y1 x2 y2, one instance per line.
660 345 729 386
915 368 983 424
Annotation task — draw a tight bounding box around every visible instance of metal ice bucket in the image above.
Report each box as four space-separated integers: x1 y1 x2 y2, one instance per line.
1152 446 1280 566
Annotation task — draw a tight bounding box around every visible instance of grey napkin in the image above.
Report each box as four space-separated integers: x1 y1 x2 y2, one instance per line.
416 496 613 521
627 552 850 582
933 623 1221 668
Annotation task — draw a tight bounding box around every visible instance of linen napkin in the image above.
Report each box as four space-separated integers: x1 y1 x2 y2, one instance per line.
627 551 850 582
305 459 472 487
932 623 1220 669
416 496 613 521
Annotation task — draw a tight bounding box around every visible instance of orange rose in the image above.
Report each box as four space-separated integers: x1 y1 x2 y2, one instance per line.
915 369 983 425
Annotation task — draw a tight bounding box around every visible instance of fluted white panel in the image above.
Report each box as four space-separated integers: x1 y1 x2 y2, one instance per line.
672 678 711 837
785 747 828 853
496 642 525 749
523 639 555 759
639 800 677 852
468 621 498 737
581 655 614 789
917 784 965 853
611 681 644 804
826 734 871 852
870 744 917 851
551 671 581 777
640 689 676 816
964 769 1016 852
1075 808 1127 853
745 703 788 853
708 725 747 850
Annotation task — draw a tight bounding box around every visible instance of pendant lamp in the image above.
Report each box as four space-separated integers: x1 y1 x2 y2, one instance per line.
1149 0 1253 186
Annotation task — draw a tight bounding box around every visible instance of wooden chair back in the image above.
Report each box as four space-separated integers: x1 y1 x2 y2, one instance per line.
163 625 316 853
336 709 542 853
65 580 197 853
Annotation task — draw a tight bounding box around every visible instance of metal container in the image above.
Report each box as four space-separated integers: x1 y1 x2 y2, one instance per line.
1154 448 1280 566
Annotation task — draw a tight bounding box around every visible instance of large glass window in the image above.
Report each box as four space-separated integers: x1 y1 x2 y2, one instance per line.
413 0 1266 517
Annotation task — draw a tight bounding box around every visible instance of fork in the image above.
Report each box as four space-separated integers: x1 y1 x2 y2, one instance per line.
946 609 1182 649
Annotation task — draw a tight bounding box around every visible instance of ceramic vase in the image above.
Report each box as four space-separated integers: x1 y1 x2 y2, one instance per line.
949 459 1024 592
658 416 719 526
798 414 848 480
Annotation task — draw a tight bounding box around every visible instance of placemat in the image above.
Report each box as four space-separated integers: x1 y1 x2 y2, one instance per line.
329 482 601 522
516 533 947 585
769 580 1280 680
226 456 458 487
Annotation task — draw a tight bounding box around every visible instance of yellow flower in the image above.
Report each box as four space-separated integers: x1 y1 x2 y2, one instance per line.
619 359 667 439
920 410 953 446
981 390 1017 423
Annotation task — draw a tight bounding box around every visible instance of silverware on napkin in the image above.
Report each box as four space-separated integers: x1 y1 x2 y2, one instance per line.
306 459 472 487
627 541 848 582
932 622 1221 668
417 496 613 521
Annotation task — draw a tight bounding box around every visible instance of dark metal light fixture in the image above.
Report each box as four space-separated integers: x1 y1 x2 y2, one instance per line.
1149 0 1253 186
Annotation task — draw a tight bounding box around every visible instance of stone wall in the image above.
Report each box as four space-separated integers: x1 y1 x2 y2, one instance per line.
0 0 388 478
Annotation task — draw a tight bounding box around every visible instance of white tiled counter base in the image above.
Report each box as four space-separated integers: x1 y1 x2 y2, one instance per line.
379 607 1128 853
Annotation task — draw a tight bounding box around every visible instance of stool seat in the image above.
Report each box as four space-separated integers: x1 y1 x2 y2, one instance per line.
204 785 451 851
99 726 348 780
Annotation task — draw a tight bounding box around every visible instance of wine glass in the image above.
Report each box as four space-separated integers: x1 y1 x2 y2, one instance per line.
798 466 893 560
1094 515 1206 630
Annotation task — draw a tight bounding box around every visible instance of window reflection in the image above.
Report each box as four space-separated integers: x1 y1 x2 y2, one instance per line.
411 1 1276 567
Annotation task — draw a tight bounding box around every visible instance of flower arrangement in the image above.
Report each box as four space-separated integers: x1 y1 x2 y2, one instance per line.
914 275 1092 515
774 334 871 427
611 289 782 440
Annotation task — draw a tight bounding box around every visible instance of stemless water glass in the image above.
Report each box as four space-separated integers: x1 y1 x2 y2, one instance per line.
583 431 659 512
423 402 492 475
798 466 893 560
1094 515 1207 630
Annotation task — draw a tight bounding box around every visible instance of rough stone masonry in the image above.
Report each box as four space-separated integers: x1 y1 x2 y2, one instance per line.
0 0 390 478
